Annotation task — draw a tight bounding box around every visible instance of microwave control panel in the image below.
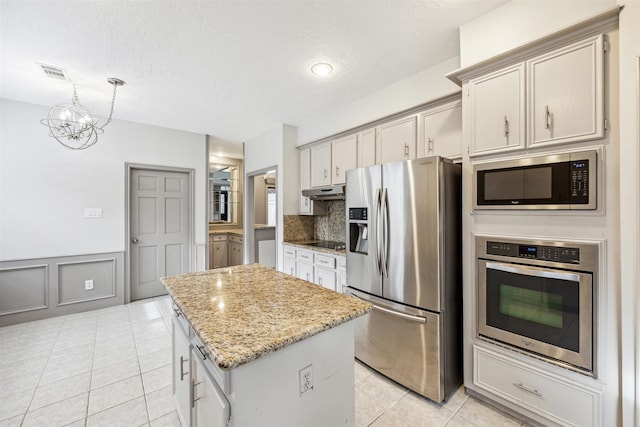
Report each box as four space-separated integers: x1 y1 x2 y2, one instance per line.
486 241 580 264
570 160 590 202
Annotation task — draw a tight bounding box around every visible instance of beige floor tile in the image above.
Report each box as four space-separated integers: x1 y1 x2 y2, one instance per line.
0 389 33 422
0 414 23 427
456 397 522 427
86 396 148 427
139 347 171 373
149 410 182 427
88 375 144 415
371 391 455 427
355 385 386 427
141 364 172 394
21 393 88 427
145 385 174 421
358 371 408 410
30 371 91 410
91 356 140 390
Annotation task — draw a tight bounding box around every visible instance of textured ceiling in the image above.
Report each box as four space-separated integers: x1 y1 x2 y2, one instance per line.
0 0 508 153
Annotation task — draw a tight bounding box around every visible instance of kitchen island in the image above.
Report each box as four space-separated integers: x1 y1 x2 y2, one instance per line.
162 263 371 427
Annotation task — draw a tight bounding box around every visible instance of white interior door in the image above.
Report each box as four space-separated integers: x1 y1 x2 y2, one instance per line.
130 168 191 301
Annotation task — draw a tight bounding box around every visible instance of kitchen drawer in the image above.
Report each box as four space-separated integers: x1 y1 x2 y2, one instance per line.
296 249 314 263
337 255 346 272
283 245 296 258
315 254 336 269
473 345 601 427
210 234 228 242
228 235 243 244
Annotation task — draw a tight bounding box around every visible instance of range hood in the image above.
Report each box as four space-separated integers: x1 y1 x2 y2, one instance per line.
302 185 345 200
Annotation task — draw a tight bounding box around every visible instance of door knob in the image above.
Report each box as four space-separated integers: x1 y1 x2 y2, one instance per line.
132 238 139 244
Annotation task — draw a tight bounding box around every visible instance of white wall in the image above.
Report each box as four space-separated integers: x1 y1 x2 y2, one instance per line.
459 0 616 67
457 1 632 425
243 124 298 271
616 0 640 424
0 98 207 261
295 56 462 145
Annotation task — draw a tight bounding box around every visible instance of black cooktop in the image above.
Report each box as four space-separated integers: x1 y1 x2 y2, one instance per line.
307 241 346 250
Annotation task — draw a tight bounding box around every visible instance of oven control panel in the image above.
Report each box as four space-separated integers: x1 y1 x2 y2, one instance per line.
486 241 580 263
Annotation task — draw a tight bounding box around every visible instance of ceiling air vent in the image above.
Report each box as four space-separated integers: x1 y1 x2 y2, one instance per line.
38 63 69 80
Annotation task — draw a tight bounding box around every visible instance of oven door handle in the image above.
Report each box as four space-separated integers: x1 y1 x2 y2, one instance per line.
485 262 581 282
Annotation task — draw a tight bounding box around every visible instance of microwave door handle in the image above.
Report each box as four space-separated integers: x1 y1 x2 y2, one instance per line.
485 262 581 282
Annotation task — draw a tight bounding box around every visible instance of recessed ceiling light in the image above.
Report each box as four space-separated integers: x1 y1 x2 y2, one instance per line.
311 63 333 77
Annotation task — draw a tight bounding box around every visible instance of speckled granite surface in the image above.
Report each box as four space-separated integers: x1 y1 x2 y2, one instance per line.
283 241 346 256
162 263 370 370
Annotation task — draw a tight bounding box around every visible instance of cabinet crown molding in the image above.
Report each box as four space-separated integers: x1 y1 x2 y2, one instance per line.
446 5 621 86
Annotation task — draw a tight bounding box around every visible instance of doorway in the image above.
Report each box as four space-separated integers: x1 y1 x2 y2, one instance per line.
246 167 277 268
127 165 193 301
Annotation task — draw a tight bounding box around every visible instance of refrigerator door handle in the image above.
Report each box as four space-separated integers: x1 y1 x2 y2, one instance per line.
381 187 390 278
375 188 383 275
351 293 426 323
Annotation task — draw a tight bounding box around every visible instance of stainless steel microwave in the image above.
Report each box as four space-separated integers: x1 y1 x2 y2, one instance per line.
473 149 598 210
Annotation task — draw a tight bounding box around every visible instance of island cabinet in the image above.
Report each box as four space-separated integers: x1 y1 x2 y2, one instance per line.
162 264 372 427
172 305 192 427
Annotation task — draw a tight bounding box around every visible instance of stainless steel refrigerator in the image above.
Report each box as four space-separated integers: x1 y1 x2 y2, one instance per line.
345 156 462 402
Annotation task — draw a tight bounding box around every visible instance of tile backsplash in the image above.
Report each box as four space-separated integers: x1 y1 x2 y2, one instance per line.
284 200 346 242
315 200 346 242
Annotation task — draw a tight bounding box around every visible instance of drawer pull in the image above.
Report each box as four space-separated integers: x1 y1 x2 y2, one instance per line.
196 345 209 361
173 306 181 317
513 382 543 398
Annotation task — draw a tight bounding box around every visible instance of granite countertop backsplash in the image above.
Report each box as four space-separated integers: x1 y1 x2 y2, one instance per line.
162 263 371 370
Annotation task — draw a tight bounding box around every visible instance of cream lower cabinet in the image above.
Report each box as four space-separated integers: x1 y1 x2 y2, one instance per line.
210 234 228 269
283 245 296 276
314 253 336 292
191 346 230 427
172 306 192 427
336 256 347 293
473 345 601 426
228 235 243 266
296 249 314 282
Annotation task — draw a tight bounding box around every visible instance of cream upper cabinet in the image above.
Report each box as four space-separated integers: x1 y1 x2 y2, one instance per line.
527 35 605 147
377 115 417 164
331 134 357 184
468 63 525 156
299 148 312 214
310 143 332 187
419 99 462 159
357 128 376 167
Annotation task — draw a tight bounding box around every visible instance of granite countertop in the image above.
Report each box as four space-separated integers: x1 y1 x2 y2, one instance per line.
209 228 243 236
161 263 371 370
284 240 347 256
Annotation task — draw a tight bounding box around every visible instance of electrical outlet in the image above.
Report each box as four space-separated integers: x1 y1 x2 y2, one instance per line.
84 279 94 290
299 365 313 395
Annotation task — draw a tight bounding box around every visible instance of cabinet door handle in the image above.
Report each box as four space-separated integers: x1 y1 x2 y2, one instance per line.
513 382 543 398
318 277 323 285
427 137 433 153
504 115 509 138
290 267 294 275
179 355 189 381
324 168 328 178
545 105 551 129
196 344 208 360
404 143 409 159
335 166 340 177
192 379 203 407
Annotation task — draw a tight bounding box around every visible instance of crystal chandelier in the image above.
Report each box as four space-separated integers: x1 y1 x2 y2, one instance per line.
41 77 125 150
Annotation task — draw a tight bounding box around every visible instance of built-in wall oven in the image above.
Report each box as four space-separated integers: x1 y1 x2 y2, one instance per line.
476 235 598 376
